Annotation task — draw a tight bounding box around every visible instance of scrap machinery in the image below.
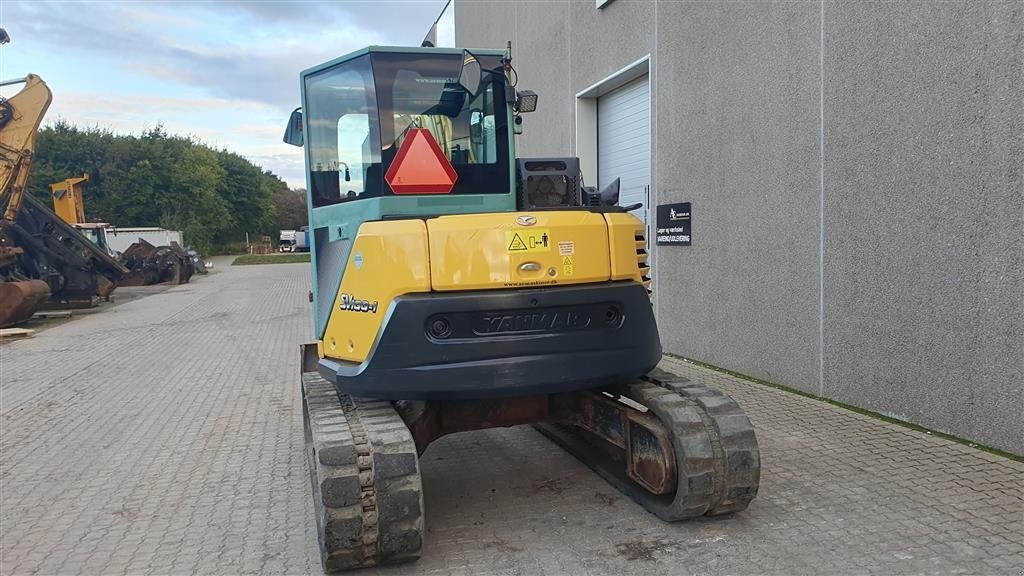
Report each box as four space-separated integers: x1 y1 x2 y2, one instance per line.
0 30 126 326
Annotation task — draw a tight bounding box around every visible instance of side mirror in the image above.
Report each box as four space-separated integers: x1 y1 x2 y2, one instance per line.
458 50 482 97
599 177 620 206
283 107 303 147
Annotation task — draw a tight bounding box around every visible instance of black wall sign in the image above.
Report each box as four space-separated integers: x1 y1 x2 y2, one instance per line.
655 202 691 246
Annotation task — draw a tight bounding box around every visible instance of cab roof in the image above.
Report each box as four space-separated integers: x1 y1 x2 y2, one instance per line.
300 45 506 79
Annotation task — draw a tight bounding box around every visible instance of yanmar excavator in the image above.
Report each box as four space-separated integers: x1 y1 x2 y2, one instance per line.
285 44 760 571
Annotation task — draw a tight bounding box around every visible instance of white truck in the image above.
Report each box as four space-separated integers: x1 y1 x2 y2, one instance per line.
279 229 297 252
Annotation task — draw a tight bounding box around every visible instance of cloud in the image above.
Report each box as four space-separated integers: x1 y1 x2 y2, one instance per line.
1 0 445 109
0 0 446 188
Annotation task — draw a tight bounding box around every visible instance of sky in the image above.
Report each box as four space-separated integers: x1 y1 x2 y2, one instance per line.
0 0 447 188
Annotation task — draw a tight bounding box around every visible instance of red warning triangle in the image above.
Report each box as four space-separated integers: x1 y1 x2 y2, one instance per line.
385 128 458 195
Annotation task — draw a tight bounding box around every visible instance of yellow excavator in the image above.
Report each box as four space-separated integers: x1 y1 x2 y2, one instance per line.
50 173 120 257
286 44 760 571
0 29 126 326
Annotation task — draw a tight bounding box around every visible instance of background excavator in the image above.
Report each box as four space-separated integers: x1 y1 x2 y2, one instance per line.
48 173 200 287
0 29 126 327
50 173 116 258
286 44 761 572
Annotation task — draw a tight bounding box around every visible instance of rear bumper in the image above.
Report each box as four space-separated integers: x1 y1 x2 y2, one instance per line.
319 281 662 400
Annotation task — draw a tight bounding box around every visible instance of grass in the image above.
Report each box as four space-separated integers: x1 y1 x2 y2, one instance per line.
668 354 1023 463
232 253 310 265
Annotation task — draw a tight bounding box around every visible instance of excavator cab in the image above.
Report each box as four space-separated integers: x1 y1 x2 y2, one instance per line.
287 45 760 573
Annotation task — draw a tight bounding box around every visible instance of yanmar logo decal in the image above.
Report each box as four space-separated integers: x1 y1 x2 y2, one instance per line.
474 311 590 335
339 294 378 313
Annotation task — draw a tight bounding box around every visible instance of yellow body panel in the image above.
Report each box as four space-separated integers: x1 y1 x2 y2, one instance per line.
320 210 650 364
321 220 430 363
605 212 648 283
427 211 611 290
50 174 88 225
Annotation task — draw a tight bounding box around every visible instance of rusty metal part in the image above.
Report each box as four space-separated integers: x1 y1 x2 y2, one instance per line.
397 395 550 454
547 390 677 494
4 195 126 305
0 279 49 327
624 410 676 494
0 245 22 268
393 371 758 521
301 342 320 373
394 388 678 494
95 275 117 299
118 239 158 286
119 239 194 286
536 375 760 521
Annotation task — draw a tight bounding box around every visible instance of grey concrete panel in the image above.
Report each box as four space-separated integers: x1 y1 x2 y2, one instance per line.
822 1 1023 454
454 0 515 49
568 0 656 96
512 1 574 157
654 2 822 394
455 1 573 156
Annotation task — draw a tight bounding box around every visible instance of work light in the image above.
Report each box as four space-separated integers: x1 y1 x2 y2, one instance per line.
516 90 538 113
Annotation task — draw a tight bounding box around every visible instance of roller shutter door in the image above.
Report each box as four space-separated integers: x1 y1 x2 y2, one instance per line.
597 75 650 223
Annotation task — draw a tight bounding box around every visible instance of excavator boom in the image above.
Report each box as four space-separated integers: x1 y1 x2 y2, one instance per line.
0 74 54 327
0 74 52 223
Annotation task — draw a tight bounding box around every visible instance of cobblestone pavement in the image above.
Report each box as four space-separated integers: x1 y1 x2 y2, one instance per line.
1 261 1021 575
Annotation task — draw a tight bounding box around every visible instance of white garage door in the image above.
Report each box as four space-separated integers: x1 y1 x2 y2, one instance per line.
598 75 650 223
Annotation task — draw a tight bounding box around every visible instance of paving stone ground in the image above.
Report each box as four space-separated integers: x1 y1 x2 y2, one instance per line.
1 260 1021 575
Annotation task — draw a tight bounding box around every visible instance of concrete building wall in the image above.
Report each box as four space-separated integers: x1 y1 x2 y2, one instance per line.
655 2 822 395
454 1 570 157
453 0 1022 455
821 2 1023 453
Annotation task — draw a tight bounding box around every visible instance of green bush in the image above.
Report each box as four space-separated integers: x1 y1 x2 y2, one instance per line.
28 122 302 254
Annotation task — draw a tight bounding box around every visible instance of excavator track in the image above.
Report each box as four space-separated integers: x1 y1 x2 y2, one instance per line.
302 372 424 572
536 370 760 520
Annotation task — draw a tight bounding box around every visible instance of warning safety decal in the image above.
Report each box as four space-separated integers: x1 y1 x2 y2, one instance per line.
506 229 551 253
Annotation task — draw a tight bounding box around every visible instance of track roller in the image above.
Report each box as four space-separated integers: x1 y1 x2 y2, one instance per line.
536 370 760 520
302 373 424 572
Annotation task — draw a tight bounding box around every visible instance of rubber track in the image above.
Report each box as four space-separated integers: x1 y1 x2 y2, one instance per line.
535 371 759 520
302 373 423 572
652 373 761 515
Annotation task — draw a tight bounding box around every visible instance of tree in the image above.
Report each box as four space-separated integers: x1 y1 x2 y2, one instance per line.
25 123 289 254
273 188 308 231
